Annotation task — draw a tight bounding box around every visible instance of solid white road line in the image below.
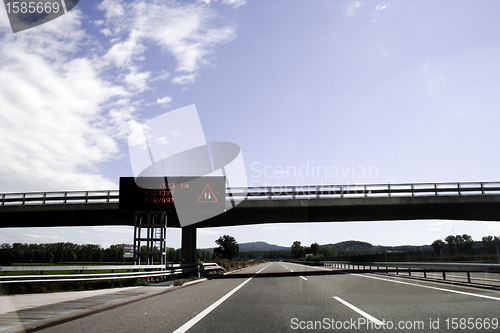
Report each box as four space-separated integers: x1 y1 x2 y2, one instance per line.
173 263 272 333
333 296 384 325
352 273 500 301
299 276 307 281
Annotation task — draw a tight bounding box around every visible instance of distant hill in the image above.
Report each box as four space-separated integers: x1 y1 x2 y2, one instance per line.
322 240 373 251
239 241 290 251
200 240 434 253
200 241 289 253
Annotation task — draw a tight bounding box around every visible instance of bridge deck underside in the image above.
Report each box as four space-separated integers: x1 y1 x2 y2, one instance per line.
1 195 500 228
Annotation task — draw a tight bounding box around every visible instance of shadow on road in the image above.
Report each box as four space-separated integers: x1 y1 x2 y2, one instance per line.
210 268 348 280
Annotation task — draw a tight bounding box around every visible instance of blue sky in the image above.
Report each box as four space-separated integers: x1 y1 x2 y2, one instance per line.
1 0 500 249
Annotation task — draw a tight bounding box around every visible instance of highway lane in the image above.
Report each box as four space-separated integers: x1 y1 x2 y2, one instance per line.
39 262 500 332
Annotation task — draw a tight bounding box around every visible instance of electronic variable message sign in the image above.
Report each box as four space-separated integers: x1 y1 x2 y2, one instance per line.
123 244 134 258
119 176 225 213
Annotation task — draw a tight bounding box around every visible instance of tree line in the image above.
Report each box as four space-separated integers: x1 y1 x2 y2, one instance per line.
431 234 500 256
0 242 215 265
0 242 122 265
290 241 338 260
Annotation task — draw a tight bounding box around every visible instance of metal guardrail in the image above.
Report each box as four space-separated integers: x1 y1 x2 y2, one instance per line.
2 181 500 206
232 181 500 200
0 264 164 272
0 190 119 206
321 261 500 285
0 263 223 284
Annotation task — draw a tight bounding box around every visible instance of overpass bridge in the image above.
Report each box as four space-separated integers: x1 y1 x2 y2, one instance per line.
1 181 500 263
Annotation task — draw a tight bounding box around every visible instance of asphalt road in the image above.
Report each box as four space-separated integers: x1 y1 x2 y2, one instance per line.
39 262 500 332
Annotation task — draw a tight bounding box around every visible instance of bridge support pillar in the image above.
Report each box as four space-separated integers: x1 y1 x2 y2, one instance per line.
181 226 197 264
133 212 167 266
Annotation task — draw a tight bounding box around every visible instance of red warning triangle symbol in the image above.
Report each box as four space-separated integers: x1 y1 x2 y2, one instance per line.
197 184 218 203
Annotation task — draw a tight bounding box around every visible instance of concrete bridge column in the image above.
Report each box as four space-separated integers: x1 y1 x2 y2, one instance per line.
181 226 197 263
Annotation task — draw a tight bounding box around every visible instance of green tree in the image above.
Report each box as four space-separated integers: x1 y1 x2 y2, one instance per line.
482 236 494 255
460 234 474 255
214 235 239 260
319 245 338 260
310 243 320 256
291 241 305 258
444 235 457 255
0 243 13 265
431 239 445 256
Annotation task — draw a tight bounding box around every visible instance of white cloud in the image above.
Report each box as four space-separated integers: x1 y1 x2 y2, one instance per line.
100 28 112 36
347 1 361 16
222 0 247 8
124 69 151 92
0 0 241 194
375 5 387 11
157 95 172 105
98 0 237 75
151 71 170 82
379 47 389 57
198 0 246 8
0 11 133 192
172 74 197 85
155 137 170 145
198 229 217 235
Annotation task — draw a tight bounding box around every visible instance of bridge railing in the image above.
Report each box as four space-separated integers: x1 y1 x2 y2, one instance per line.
1 190 119 206
320 261 500 286
0 263 223 284
2 181 500 206
228 181 500 200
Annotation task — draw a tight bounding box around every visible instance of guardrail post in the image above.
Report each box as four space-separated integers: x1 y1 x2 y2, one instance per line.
408 268 411 276
85 191 88 203
442 271 446 280
423 269 426 278
481 182 485 195
107 191 110 203
386 267 388 274
411 184 414 197
64 192 67 204
340 186 344 198
467 271 471 283
364 185 367 198
267 187 272 200
458 183 461 196
396 267 398 275
292 186 296 199
435 183 438 196
388 184 391 197
43 192 46 204
316 186 320 199
2 193 4 205
22 193 25 205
